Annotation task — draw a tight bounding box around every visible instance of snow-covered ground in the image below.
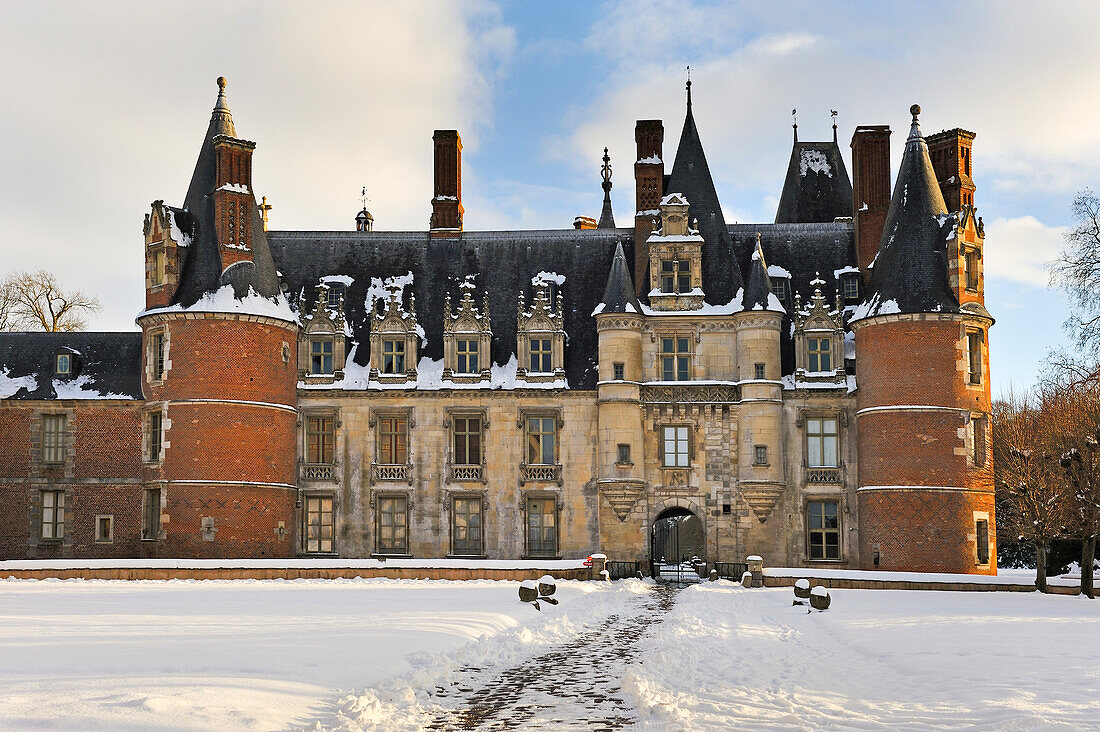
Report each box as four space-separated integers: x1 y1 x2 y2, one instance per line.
624 583 1100 730
2 578 1098 730
0 577 643 731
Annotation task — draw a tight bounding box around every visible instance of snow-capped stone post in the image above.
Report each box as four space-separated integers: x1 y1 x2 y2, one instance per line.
586 553 607 581
794 578 812 600
810 586 832 611
747 555 764 586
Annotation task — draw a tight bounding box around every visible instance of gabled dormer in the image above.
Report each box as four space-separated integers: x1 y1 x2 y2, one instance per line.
516 286 565 383
143 201 189 309
647 193 705 311
948 206 986 308
793 276 845 384
443 287 491 383
298 283 347 383
369 290 419 384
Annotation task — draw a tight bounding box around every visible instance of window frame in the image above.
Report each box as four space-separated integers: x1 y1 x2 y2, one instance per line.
660 259 691 294
616 443 632 465
753 445 769 466
771 277 788 306
450 493 485 556
525 494 558 558
529 337 553 374
41 414 66 465
806 417 839 468
151 248 166 287
964 249 980 291
55 353 71 376
807 499 841 561
303 493 336 554
375 493 409 555
310 336 335 375
525 415 558 466
146 410 163 463
807 337 832 373
95 514 114 544
40 489 65 541
376 414 409 466
660 425 692 468
658 334 692 381
451 414 484 467
456 338 480 375
151 331 166 381
967 330 983 385
381 338 406 375
612 362 625 381
843 276 860 301
142 487 161 540
975 517 990 565
754 362 766 380
306 415 336 465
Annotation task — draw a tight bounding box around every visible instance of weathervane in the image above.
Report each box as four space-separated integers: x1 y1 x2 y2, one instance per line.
360 186 370 210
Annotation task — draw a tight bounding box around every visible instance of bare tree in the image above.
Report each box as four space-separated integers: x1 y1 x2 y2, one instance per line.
993 392 1068 592
3 269 101 332
0 272 18 331
1051 190 1100 362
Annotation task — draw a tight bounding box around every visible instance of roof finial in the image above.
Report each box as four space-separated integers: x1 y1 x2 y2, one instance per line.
601 147 612 187
215 76 229 112
908 103 922 141
686 65 692 107
792 108 798 142
598 147 615 228
831 109 838 143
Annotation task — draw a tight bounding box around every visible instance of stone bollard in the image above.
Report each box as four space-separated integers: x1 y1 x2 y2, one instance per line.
793 578 811 599
747 555 764 587
587 553 608 581
709 569 719 582
599 569 610 582
810 585 831 611
740 571 753 588
519 580 539 603
538 574 557 597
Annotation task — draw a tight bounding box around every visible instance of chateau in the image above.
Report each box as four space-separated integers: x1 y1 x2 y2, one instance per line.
0 78 995 574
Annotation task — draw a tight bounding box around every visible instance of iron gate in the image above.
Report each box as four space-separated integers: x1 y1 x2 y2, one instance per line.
650 508 706 583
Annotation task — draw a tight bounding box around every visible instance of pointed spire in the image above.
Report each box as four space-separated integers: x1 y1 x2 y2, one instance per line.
598 147 615 229
597 243 642 314
853 103 959 321
793 108 798 142
211 76 236 138
742 234 783 312
666 77 743 303
774 109 853 224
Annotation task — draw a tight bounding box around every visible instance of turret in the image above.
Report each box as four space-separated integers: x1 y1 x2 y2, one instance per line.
775 112 854 224
851 104 995 574
136 77 298 559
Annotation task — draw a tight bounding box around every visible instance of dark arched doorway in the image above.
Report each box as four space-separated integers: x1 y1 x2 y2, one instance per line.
650 506 706 582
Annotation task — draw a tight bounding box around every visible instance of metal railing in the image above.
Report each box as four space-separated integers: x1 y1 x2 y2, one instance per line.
606 560 641 580
714 562 750 580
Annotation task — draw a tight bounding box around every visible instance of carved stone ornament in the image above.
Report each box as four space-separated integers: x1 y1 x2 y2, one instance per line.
599 481 645 521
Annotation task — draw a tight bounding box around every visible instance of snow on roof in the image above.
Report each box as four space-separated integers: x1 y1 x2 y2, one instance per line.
0 368 37 399
833 266 860 278
767 264 792 278
139 284 296 323
532 271 566 287
320 274 355 286
799 149 833 177
52 374 131 400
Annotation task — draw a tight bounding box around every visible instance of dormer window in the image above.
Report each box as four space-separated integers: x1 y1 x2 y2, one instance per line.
382 339 405 374
457 339 479 374
299 283 348 382
516 285 566 383
771 277 788 306
310 338 334 375
661 260 691 293
443 288 492 383
55 354 71 376
842 277 859 301
326 283 345 308
151 250 166 286
808 338 831 372
530 338 552 373
964 249 980 291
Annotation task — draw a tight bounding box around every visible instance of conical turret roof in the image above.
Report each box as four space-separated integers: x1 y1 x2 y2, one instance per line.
853 104 959 321
666 81 742 304
742 236 784 312
596 242 641 314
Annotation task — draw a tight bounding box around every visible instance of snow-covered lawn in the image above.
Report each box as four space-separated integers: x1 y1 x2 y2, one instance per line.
0 577 643 731
625 583 1100 730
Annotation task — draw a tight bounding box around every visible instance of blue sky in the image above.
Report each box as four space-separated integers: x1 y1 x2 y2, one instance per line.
0 0 1095 395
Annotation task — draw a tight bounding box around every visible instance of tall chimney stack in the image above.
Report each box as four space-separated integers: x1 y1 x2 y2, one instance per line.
926 128 976 213
851 125 891 276
634 119 664 295
431 129 463 238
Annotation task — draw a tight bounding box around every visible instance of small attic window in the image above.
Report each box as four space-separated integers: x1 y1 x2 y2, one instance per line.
55 354 71 376
326 283 345 309
842 277 860 301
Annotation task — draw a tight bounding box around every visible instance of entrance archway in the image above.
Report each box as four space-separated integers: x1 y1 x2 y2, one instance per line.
650 506 706 582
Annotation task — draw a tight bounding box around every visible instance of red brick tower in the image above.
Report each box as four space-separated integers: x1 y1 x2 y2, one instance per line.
851 125 892 275
633 119 664 295
136 78 298 558
852 105 995 575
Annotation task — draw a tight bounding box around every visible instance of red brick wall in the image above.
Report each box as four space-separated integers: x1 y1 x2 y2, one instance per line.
0 409 30 476
431 129 463 234
634 119 664 296
73 406 143 479
851 125 891 275
160 483 296 558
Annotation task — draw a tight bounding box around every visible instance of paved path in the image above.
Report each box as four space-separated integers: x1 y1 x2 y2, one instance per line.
427 583 678 730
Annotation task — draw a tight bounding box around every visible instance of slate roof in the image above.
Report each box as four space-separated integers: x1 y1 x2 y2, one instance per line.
598 242 642 314
665 84 742 305
742 238 782 312
268 228 633 389
0 332 143 400
855 106 959 321
172 79 283 308
774 133 854 224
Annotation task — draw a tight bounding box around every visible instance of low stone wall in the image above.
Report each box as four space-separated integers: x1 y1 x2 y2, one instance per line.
0 566 596 582
762 574 1081 595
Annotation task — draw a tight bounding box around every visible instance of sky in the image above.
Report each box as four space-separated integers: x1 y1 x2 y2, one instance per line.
1 0 1097 395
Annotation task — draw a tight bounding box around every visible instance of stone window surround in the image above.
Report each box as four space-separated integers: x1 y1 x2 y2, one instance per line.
972 510 992 566
142 484 165 541
795 408 849 474
654 330 696 382
520 489 562 559
38 488 67 543
146 327 171 385
516 286 566 382
300 409 340 470
445 489 488 557
142 403 169 465
147 241 168 291
300 490 337 555
445 409 488 483
31 408 74 477
658 423 694 468
371 490 412 557
753 444 769 467
298 286 347 383
964 327 985 386
369 291 419 383
370 407 415 468
967 412 989 468
443 290 492 383
804 496 845 563
94 514 114 544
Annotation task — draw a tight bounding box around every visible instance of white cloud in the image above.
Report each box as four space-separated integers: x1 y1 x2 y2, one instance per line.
982 216 1064 288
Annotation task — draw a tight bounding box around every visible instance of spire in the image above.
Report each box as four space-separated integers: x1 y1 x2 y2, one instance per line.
597 147 615 228
597 242 641 314
742 234 783 312
853 103 959 321
686 65 692 108
666 78 743 304
774 110 853 224
212 76 235 136
793 108 798 142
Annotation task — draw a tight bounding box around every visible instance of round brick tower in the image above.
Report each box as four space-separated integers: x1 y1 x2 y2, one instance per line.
852 105 995 575
137 78 298 558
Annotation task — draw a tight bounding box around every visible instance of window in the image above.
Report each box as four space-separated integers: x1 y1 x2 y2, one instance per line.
326 283 345 308
976 519 990 564
662 426 690 468
967 331 983 384
310 338 334 375
95 515 113 543
722 503 732 515
451 495 483 555
306 416 335 464
381 339 405 374
151 333 165 380
142 488 161 540
529 338 552 373
527 497 557 557
964 250 980 291
971 415 987 466
377 416 408 465
41 490 65 540
843 277 860 300
304 495 334 553
377 495 408 554
55 354 71 376
42 415 65 465
754 363 766 380
526 417 557 465
754 445 769 466
612 362 624 381
282 342 291 364
807 500 840 560
660 260 691 293
771 278 788 305
457 339 479 374
616 443 631 465
452 416 482 465
660 336 691 381
152 249 166 286
808 337 831 372
807 418 839 468
146 411 163 463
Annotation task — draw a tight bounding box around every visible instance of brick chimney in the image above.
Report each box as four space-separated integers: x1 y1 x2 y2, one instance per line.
851 125 891 276
926 128 976 213
634 119 664 295
431 129 463 238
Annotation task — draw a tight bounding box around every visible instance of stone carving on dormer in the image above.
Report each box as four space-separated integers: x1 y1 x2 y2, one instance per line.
369 289 419 383
647 193 705 311
298 283 348 383
516 286 566 383
443 285 492 383
792 275 845 385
